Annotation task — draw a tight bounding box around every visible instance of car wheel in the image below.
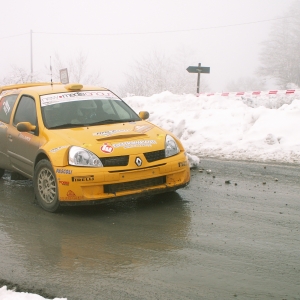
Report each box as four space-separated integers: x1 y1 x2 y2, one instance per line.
0 168 5 178
34 159 60 212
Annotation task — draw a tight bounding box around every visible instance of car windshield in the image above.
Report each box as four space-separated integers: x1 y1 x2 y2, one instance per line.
40 90 141 129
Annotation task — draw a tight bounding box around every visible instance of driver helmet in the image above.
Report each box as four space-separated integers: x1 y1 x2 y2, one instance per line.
77 100 97 117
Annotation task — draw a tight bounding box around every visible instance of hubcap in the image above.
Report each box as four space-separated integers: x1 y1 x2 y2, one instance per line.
38 168 56 204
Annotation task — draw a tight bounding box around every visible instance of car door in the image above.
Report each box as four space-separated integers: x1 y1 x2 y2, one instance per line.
7 95 42 178
0 94 19 170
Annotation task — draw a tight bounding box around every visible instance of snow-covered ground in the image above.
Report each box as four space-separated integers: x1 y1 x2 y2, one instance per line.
0 286 66 300
126 90 300 167
1 90 300 300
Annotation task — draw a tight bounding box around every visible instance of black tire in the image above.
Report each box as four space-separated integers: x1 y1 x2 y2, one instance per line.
0 168 5 178
34 159 60 212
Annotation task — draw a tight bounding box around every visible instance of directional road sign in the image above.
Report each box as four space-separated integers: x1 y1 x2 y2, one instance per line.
186 66 210 74
186 63 210 94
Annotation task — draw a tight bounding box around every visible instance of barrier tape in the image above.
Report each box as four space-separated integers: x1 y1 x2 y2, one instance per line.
197 89 300 97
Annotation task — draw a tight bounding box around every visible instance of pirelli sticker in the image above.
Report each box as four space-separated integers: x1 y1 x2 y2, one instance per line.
178 161 188 167
72 175 94 182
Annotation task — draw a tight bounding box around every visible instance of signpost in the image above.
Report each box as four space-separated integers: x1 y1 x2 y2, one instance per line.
186 63 210 94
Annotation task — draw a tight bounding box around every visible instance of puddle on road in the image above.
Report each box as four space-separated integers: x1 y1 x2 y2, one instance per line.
0 180 193 284
1 163 300 300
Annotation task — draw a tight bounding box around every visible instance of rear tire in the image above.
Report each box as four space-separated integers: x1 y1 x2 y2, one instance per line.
0 168 5 178
34 159 60 212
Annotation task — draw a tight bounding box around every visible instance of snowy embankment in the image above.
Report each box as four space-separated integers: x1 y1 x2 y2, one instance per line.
125 91 300 166
0 285 66 300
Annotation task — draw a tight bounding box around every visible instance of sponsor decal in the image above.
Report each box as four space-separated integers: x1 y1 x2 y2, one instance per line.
50 145 69 153
83 143 92 147
112 140 157 149
101 143 114 153
40 91 119 107
3 101 10 115
56 169 72 174
67 190 76 197
59 190 83 200
178 161 188 167
18 133 31 141
133 125 154 133
72 175 94 182
93 129 130 137
61 196 82 200
59 180 69 186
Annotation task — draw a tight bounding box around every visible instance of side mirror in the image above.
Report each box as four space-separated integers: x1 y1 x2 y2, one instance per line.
139 111 149 120
17 122 36 132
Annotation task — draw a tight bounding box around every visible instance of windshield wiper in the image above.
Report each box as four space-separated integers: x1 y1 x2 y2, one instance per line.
48 123 86 129
49 119 137 129
89 119 134 125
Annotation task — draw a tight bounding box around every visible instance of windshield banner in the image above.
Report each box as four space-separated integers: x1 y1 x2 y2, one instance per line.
40 91 119 107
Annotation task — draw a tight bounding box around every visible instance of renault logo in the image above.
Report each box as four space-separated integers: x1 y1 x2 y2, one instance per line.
135 157 142 167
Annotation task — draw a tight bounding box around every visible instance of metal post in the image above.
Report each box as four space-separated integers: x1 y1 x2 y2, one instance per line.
197 63 201 94
30 29 33 82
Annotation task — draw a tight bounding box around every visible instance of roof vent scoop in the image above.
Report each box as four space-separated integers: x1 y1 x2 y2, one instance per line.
65 83 83 91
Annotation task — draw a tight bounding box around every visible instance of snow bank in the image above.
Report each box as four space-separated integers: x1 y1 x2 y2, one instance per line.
125 92 300 165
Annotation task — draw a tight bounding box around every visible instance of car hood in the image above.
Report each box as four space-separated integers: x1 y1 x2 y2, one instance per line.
46 121 167 156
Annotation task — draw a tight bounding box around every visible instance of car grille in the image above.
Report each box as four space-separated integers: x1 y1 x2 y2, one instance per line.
100 155 129 167
144 150 165 162
104 176 166 193
100 150 166 167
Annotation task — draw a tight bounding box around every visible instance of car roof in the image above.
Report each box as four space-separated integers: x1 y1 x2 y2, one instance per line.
0 83 109 97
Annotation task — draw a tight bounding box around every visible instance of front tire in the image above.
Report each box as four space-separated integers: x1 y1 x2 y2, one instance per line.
0 168 5 178
34 159 60 212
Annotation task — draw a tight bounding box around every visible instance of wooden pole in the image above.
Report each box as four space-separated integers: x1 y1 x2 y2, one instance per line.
197 63 201 94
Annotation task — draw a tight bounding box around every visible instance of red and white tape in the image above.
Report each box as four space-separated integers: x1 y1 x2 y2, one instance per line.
197 89 300 97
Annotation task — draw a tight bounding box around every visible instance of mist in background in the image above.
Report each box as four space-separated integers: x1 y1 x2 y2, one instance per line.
0 0 295 94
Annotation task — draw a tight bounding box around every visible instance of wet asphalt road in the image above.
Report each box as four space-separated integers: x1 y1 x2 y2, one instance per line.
0 158 299 300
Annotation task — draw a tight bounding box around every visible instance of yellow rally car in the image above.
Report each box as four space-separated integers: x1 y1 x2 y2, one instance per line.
0 83 190 212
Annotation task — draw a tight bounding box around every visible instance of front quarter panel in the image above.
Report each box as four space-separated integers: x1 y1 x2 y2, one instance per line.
40 143 70 167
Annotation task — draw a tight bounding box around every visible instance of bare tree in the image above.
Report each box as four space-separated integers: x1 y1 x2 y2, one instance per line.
0 66 40 85
226 76 265 92
50 52 102 85
259 1 300 88
119 50 210 96
1 52 102 87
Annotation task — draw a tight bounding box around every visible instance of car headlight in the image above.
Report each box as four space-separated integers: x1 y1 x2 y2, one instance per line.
165 134 180 158
69 146 103 167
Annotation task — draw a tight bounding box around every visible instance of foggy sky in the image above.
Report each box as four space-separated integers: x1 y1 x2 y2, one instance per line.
0 0 294 92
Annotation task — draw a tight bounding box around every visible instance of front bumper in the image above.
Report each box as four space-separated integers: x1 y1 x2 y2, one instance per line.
54 152 190 204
